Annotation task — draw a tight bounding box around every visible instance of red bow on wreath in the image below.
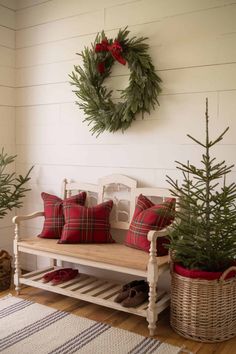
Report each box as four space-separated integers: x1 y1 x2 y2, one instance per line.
95 38 126 73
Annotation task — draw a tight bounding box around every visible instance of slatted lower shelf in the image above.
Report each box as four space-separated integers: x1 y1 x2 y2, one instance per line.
20 267 170 318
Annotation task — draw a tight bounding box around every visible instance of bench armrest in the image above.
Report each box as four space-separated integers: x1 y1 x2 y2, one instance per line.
12 211 45 224
147 227 169 243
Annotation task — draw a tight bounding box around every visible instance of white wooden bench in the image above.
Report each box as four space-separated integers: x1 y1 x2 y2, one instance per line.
13 174 173 336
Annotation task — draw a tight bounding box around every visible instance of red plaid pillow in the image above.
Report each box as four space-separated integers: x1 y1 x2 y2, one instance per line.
39 192 86 239
58 200 114 244
125 194 175 255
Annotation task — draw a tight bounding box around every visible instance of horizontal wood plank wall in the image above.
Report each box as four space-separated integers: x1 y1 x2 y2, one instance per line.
14 0 236 268
0 0 16 11
0 2 15 253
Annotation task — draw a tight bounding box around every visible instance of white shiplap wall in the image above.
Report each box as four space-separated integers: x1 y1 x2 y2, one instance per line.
13 0 236 268
0 0 15 253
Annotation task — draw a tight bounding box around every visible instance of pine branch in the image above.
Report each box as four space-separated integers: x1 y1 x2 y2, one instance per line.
0 149 33 219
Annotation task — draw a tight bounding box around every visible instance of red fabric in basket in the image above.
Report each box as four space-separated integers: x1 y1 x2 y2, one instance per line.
174 263 236 280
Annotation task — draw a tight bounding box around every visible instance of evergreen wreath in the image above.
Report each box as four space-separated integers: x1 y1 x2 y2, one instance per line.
69 27 162 136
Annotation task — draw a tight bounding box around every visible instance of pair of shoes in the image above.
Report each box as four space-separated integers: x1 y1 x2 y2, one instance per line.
114 280 149 307
114 280 146 303
42 268 79 285
122 282 149 307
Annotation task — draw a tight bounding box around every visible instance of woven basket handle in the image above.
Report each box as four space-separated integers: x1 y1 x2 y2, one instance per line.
219 266 236 281
0 250 11 260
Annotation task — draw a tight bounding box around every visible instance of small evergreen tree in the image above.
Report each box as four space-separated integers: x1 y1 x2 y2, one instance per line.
167 99 236 272
0 149 32 219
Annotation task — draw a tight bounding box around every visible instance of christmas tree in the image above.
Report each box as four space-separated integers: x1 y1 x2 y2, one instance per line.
0 149 32 219
167 99 236 271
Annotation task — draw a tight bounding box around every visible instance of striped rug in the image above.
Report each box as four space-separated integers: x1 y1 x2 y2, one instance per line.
0 295 183 354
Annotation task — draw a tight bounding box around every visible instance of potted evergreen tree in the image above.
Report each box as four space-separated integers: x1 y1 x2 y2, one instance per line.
0 149 32 290
166 99 236 342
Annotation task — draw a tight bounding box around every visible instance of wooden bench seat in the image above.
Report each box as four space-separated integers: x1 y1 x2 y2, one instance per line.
18 237 169 275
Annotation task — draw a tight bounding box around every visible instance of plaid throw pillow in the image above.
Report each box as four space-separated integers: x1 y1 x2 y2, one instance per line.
125 194 175 255
39 192 86 239
58 200 114 244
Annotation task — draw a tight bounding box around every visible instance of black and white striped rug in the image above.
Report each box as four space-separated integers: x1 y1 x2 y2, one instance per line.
0 295 183 354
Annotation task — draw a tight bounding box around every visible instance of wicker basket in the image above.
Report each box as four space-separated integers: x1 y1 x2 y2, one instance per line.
0 250 12 291
170 266 236 342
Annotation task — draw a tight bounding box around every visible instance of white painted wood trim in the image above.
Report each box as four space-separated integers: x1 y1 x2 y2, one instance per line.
65 181 99 194
13 211 45 224
147 231 159 336
98 174 137 189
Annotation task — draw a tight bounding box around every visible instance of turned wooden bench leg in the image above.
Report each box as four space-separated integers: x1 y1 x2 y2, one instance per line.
147 231 159 336
147 279 158 336
13 223 21 295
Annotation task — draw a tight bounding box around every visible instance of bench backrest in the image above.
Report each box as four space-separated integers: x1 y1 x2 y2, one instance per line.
63 174 174 234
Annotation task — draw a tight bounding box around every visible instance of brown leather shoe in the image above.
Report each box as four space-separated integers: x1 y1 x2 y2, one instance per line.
114 280 146 303
121 282 149 307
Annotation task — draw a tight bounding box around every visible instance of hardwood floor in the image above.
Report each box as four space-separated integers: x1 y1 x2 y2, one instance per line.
1 286 236 354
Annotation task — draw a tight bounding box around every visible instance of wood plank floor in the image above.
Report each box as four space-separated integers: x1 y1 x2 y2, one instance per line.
1 286 236 354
